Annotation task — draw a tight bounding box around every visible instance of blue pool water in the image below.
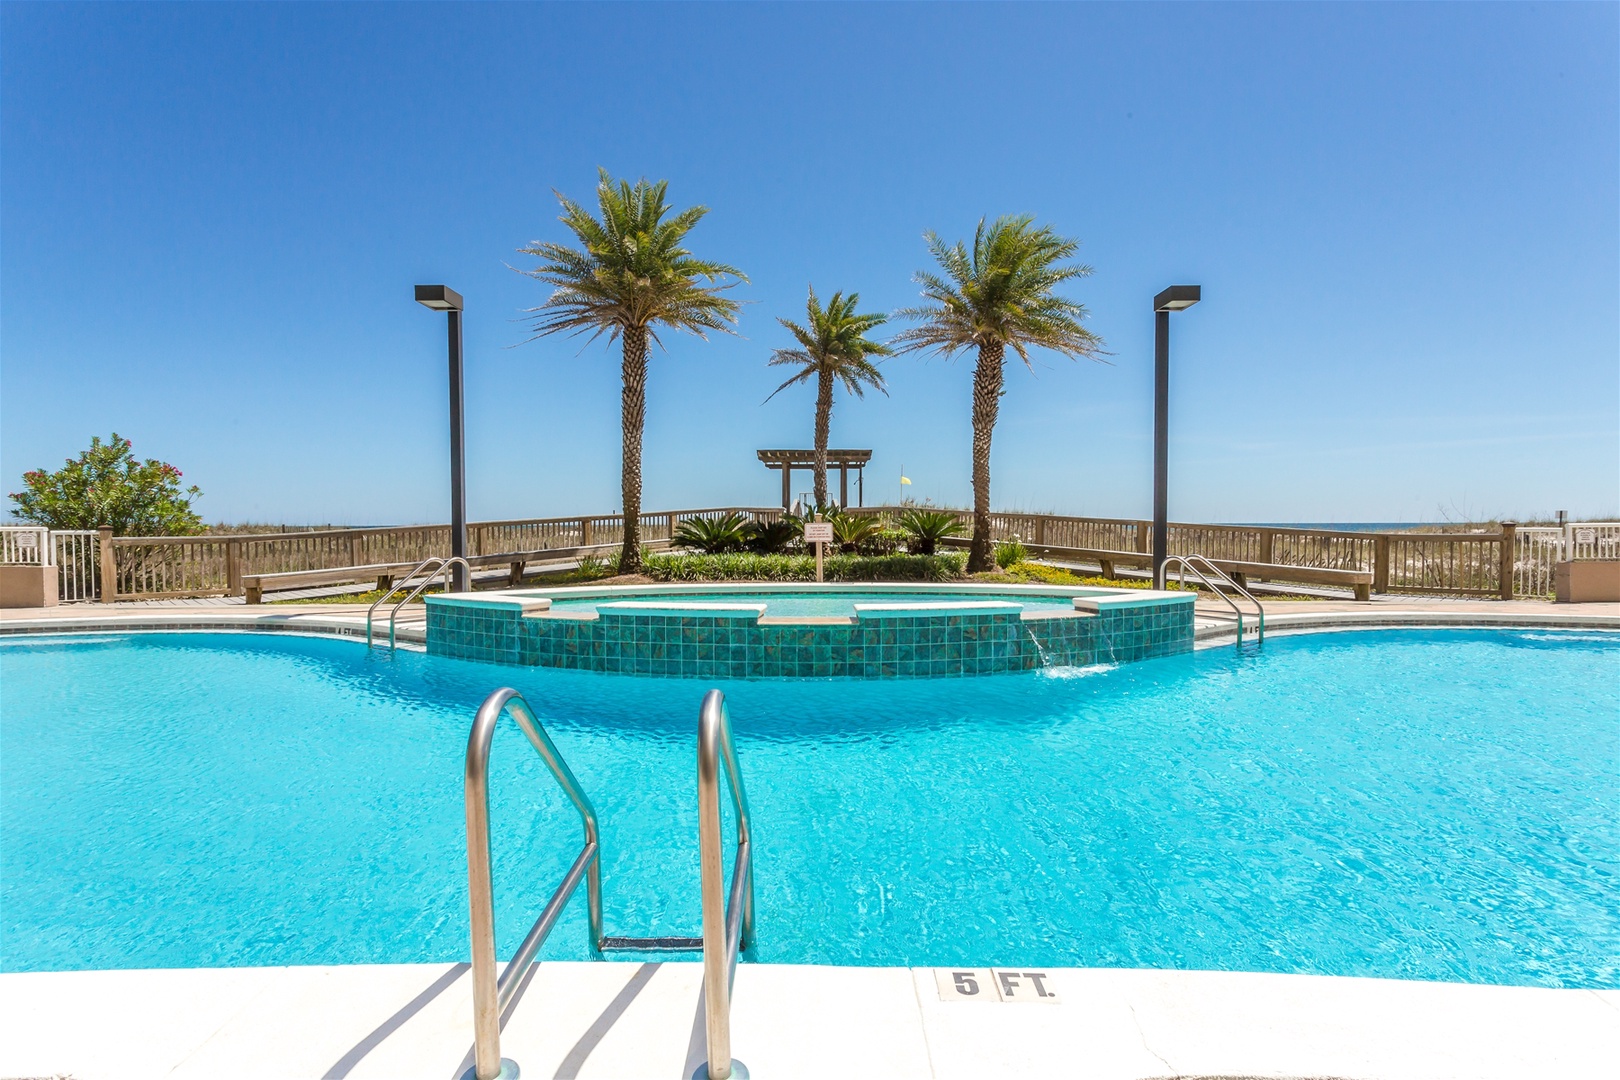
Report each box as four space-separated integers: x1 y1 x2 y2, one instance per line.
2 629 1616 987
537 590 1082 616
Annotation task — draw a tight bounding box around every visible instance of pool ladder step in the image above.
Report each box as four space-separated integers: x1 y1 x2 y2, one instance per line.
463 686 752 1080
1163 553 1265 648
599 935 704 952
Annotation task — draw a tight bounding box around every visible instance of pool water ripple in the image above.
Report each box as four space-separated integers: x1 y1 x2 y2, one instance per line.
1 628 1615 988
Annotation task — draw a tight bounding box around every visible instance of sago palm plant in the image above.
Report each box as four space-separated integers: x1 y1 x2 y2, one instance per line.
898 508 967 555
519 170 745 573
764 288 891 508
673 511 753 553
895 216 1104 572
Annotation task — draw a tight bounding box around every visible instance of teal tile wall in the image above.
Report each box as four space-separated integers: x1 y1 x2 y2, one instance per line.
427 596 1194 678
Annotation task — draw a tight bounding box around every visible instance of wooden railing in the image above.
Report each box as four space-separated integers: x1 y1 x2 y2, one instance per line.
101 507 780 600
847 507 1519 599
92 505 1551 601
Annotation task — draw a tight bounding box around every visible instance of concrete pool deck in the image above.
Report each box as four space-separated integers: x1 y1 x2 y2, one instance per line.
2 960 1616 1079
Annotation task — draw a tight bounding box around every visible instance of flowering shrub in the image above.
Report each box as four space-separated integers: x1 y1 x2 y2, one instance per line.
8 433 204 535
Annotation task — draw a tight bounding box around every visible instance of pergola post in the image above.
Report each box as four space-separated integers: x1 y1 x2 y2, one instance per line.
781 464 792 510
839 463 848 508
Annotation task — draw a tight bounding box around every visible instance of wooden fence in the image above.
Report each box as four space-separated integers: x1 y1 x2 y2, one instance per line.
100 507 780 600
81 505 1580 602
847 507 1520 599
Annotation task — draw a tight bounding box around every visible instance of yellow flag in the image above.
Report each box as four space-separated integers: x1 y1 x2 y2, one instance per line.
899 476 911 485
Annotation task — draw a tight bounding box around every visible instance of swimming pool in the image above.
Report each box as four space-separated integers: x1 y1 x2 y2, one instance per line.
2 629 1616 988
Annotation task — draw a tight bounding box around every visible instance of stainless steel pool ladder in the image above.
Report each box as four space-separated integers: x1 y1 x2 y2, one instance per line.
1163 554 1264 646
365 555 470 650
463 687 755 1080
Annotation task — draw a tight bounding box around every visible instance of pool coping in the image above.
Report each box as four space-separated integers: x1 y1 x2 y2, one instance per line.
2 960 1613 1079
1193 606 1620 647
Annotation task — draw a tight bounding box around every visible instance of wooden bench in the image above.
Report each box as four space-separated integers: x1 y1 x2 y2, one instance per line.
945 538 1374 601
1200 559 1373 602
241 540 674 603
945 538 1155 579
243 562 426 604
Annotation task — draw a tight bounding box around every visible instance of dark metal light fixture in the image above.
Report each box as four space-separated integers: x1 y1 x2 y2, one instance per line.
1152 285 1201 588
416 284 468 590
1154 285 1201 312
414 284 464 311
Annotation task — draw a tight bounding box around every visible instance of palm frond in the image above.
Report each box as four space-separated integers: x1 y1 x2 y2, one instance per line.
762 286 892 401
516 170 748 347
894 215 1107 367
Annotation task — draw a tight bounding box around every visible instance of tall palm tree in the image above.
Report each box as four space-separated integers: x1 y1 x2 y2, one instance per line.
895 216 1105 572
519 170 745 573
764 288 892 508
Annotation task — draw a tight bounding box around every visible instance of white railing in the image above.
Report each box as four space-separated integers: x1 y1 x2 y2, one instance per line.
1513 523 1620 598
2 526 102 601
53 530 101 602
1 527 51 566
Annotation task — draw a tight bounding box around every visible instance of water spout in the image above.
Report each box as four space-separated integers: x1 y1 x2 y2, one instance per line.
1024 625 1051 668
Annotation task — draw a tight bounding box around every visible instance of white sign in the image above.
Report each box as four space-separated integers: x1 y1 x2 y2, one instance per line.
15 532 37 550
1576 528 1596 544
803 523 834 545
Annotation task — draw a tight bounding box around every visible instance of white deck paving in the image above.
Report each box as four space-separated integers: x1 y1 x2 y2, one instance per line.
2 961 1616 1079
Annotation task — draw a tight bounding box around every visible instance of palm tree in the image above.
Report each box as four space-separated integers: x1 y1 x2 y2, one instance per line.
519 169 745 573
764 288 891 508
895 216 1105 572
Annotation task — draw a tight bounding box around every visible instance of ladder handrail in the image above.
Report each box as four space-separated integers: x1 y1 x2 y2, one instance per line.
1164 554 1265 645
696 689 754 1080
365 555 470 649
465 687 604 1080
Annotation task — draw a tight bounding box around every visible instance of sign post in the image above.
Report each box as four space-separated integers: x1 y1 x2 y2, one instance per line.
803 515 833 584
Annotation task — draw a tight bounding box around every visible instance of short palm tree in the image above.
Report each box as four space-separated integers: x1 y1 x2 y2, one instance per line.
895 216 1105 572
519 170 745 573
764 288 891 508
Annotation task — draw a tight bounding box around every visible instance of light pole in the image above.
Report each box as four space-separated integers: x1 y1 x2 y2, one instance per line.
1152 284 1200 588
415 284 468 592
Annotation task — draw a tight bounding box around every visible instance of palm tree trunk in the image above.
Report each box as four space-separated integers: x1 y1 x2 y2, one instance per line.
813 368 832 508
968 341 1004 572
618 325 649 574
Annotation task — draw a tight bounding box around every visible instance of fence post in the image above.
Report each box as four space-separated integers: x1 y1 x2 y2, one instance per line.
226 540 243 596
1034 516 1046 545
1498 521 1516 600
98 527 117 602
582 518 593 548
1136 521 1150 554
1373 535 1390 594
1258 529 1275 564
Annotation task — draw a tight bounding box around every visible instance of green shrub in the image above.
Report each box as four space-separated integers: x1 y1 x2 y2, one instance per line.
994 537 1028 569
673 512 752 553
861 526 908 557
640 551 967 583
744 518 800 554
1005 560 1155 589
575 553 610 579
830 512 884 553
898 508 966 555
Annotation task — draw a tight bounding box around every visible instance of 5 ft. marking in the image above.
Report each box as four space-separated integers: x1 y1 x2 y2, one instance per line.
934 968 1061 1003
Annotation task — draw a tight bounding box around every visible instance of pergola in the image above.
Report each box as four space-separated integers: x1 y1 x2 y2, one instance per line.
756 449 872 509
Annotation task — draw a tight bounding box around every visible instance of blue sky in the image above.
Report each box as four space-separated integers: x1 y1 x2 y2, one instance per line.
3 2 1615 526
